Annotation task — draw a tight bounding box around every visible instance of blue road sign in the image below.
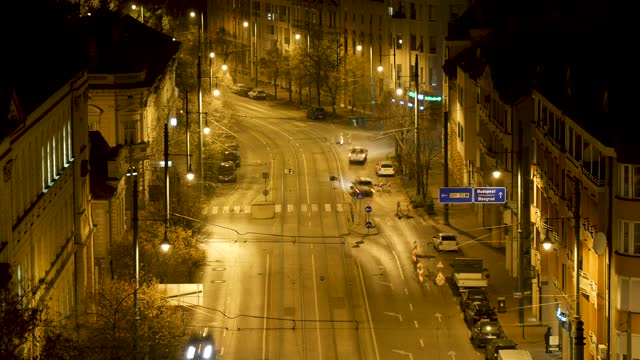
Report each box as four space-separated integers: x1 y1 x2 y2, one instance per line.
365 221 373 228
365 205 372 213
356 192 365 200
474 187 507 203
438 187 473 203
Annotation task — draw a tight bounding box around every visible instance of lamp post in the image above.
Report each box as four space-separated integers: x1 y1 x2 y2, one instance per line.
126 166 139 356
191 10 205 198
131 4 144 24
242 21 248 76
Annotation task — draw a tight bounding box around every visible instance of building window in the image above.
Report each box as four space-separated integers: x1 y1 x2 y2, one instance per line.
620 220 640 255
620 165 640 199
429 36 436 54
410 2 416 19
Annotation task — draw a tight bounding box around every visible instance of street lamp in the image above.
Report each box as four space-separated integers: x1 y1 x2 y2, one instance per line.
131 3 144 24
190 10 205 197
242 21 249 76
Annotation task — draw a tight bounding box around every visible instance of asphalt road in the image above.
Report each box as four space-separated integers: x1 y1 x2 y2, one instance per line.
186 95 488 360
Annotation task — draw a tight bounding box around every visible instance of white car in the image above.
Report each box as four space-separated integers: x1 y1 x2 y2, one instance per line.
348 146 368 164
376 160 396 176
432 233 459 252
248 88 266 100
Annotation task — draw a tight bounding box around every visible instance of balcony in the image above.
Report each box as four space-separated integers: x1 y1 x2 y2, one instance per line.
614 251 640 279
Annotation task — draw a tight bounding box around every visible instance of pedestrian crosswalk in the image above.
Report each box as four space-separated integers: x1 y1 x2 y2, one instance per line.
205 203 349 216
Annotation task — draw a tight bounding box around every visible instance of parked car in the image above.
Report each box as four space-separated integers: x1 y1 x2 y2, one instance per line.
470 321 506 348
348 146 368 164
185 329 215 359
376 160 396 176
432 233 459 252
464 301 499 327
222 150 241 168
307 107 326 120
485 338 518 360
248 88 267 100
351 177 375 197
217 161 237 183
460 288 490 311
232 83 250 97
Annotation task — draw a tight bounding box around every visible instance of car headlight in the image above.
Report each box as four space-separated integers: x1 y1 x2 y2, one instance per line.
186 345 196 359
202 344 213 359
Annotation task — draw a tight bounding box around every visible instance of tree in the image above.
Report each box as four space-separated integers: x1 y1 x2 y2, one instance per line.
44 279 188 360
111 222 206 284
259 44 289 100
291 26 343 109
0 284 47 359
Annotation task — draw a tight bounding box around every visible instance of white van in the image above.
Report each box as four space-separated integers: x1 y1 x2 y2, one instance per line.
432 233 459 252
497 349 533 360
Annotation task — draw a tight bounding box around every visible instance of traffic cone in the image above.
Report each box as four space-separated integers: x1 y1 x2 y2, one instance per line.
417 263 424 283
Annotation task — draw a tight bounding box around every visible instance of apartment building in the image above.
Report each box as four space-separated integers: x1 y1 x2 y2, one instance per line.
0 5 94 356
443 0 613 358
208 0 468 109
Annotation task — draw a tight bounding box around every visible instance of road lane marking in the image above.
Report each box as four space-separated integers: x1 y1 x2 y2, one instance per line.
324 203 331 212
392 251 405 280
357 261 380 360
275 204 282 212
287 204 294 213
336 204 343 212
262 254 270 360
311 204 318 212
312 254 322 359
301 204 308 212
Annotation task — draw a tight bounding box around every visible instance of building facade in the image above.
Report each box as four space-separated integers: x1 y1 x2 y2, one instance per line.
443 1 611 358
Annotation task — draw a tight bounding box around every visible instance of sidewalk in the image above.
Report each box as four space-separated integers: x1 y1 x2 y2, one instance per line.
405 162 562 359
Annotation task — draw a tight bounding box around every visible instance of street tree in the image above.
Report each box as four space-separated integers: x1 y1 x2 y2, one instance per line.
111 222 206 284
0 283 48 359
48 279 188 360
291 26 343 109
259 44 285 100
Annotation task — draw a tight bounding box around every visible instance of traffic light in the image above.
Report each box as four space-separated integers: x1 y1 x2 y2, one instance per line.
574 320 586 346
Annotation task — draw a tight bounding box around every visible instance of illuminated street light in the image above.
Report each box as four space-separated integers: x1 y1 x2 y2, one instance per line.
221 64 228 71
492 169 502 179
377 65 383 72
356 44 363 52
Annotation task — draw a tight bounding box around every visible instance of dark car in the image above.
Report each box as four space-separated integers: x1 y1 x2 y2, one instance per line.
232 83 250 97
485 338 518 360
464 301 499 327
307 107 326 120
470 321 506 348
222 151 241 168
460 288 490 311
351 177 375 197
217 161 237 183
185 330 215 359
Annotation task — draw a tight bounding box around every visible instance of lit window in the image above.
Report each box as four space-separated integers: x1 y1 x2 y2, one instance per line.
620 164 640 199
620 220 640 255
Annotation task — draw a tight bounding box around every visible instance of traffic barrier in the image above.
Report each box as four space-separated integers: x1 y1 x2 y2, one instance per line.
417 262 424 283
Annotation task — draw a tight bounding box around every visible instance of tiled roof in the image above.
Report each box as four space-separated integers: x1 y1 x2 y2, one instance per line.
78 9 181 88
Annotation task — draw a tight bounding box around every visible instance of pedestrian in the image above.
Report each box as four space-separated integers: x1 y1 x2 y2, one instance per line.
544 327 552 353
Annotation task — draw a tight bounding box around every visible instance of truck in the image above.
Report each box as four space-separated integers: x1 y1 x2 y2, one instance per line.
497 349 533 360
452 257 488 292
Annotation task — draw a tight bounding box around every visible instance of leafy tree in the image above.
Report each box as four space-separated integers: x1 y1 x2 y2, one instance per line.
45 279 188 360
259 44 287 100
0 284 47 359
291 26 343 109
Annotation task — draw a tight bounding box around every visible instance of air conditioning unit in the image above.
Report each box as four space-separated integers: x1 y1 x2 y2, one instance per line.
597 344 607 359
